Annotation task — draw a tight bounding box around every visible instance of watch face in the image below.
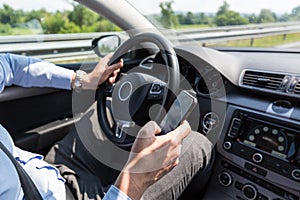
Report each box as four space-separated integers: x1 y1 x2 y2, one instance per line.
75 80 81 87
75 70 87 89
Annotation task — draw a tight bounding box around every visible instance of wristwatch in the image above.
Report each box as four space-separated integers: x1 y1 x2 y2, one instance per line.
74 70 87 90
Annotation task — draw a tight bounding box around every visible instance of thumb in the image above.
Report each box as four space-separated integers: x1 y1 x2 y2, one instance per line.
137 121 161 139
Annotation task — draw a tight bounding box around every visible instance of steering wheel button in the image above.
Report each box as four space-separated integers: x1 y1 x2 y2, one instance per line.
150 83 163 94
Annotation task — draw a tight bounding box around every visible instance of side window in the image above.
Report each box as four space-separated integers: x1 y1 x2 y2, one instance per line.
0 2 120 64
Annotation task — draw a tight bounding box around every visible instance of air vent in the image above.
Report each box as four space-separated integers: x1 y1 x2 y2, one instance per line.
294 80 300 94
242 71 285 91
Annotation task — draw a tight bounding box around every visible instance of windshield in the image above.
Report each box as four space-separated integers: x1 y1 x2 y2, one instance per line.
127 0 300 49
1 0 300 54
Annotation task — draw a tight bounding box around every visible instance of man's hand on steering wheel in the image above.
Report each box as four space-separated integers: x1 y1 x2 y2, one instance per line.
74 53 124 90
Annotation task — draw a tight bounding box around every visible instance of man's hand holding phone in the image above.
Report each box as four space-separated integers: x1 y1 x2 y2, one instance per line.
115 120 191 200
114 90 197 200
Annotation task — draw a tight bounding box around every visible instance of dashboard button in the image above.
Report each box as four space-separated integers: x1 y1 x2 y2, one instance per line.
252 153 263 163
242 184 257 200
258 193 268 200
223 141 232 150
235 181 243 190
228 118 241 138
291 169 300 181
244 162 267 177
282 166 291 174
218 171 232 187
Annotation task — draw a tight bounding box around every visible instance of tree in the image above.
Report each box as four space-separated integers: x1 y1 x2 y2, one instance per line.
0 23 12 35
278 13 290 22
247 13 258 24
217 1 230 16
215 10 248 26
59 21 81 33
215 2 248 26
290 5 300 20
159 1 178 28
42 12 67 34
257 9 276 23
185 12 195 24
24 9 46 23
177 13 185 24
0 4 20 24
198 13 210 24
68 5 99 28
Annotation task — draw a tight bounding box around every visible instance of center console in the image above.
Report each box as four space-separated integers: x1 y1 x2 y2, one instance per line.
203 105 300 200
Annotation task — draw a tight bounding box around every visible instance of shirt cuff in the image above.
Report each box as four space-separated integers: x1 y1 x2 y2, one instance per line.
103 185 132 200
48 64 74 90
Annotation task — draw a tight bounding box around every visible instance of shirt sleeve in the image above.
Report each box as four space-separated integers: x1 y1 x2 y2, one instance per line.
0 53 74 92
103 185 132 200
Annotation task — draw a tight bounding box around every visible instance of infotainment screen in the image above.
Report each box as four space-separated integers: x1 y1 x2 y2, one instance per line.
238 117 299 161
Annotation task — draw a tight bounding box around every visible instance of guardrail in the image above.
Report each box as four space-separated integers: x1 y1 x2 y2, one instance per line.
1 22 300 62
170 21 300 46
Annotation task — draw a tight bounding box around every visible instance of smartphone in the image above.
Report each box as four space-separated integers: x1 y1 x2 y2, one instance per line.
159 90 197 135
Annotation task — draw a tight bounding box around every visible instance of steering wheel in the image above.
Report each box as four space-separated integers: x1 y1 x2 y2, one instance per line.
96 32 180 148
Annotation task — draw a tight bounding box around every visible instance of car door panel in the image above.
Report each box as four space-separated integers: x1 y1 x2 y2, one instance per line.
0 62 97 154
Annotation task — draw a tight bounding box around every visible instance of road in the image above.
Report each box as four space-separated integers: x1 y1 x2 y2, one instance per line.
276 41 300 49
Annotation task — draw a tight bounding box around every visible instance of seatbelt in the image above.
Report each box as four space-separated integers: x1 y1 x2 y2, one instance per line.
0 142 43 200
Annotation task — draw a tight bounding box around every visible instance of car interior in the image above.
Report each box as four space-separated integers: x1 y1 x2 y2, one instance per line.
0 0 300 199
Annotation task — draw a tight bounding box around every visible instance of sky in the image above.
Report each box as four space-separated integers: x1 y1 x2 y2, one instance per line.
0 0 299 14
127 0 300 15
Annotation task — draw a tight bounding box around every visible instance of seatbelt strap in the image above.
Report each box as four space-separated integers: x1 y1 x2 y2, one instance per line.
0 142 43 200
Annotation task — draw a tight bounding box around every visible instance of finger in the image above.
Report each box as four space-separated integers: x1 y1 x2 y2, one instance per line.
107 69 120 83
105 60 123 77
169 120 191 144
110 59 123 70
137 121 161 139
112 68 121 76
108 76 116 84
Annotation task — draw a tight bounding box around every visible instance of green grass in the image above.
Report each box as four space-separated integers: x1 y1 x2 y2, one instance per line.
0 28 43 36
175 24 213 29
207 32 300 48
171 23 300 48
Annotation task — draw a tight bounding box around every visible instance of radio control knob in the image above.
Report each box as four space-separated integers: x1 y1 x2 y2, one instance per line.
218 171 232 187
242 184 257 200
252 153 263 163
223 141 232 150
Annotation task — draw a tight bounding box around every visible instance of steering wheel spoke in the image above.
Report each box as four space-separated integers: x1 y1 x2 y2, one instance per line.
114 120 135 139
104 83 115 97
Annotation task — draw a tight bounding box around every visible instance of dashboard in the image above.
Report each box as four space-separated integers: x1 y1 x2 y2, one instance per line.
171 46 300 200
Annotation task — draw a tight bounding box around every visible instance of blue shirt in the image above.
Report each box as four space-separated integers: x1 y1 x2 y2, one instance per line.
103 185 131 200
0 53 130 200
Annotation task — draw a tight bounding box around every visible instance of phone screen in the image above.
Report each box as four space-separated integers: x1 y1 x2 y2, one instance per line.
159 90 197 134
